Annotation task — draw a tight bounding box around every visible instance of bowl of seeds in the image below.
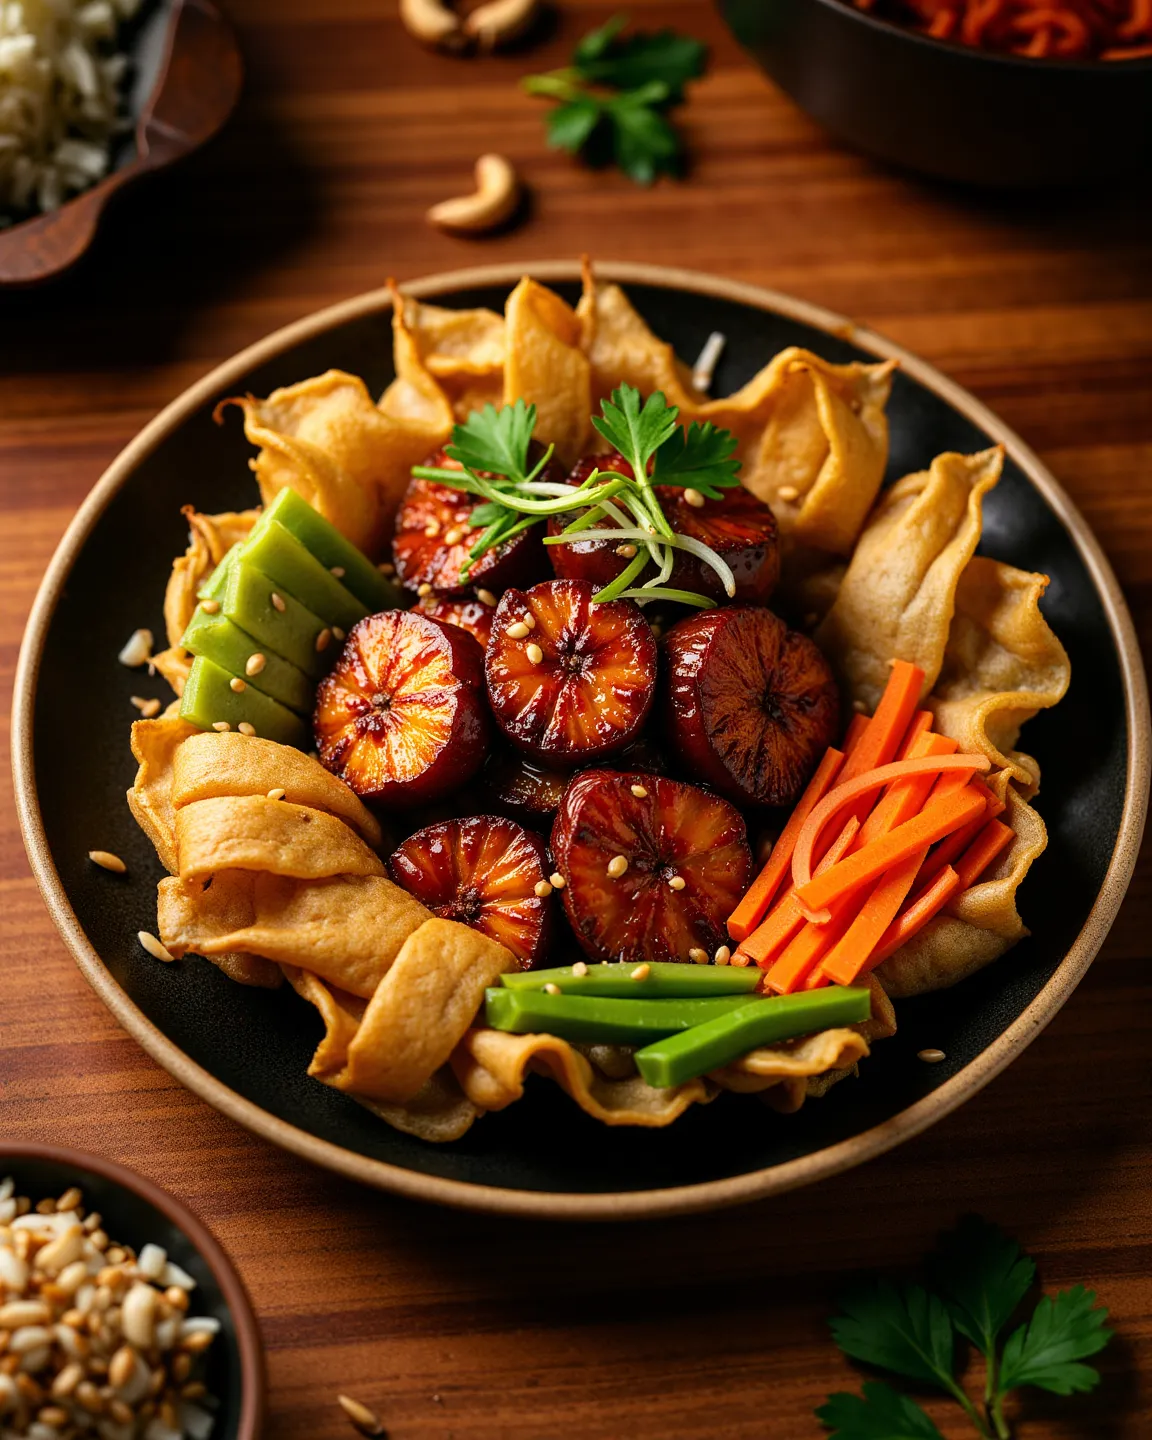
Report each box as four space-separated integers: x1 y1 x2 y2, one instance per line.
0 1144 264 1440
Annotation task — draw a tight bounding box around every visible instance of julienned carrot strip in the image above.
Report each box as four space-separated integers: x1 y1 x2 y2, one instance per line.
842 712 870 755
971 776 1007 818
898 709 934 758
818 846 928 987
839 660 925 787
791 754 991 894
858 731 958 847
954 819 1014 890
727 747 845 942
736 818 861 969
869 866 962 969
796 785 987 921
914 813 986 895
763 895 858 994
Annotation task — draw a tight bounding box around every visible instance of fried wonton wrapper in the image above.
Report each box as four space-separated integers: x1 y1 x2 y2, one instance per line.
815 449 1005 711
154 870 284 990
503 277 591 465
159 873 428 998
399 294 505 421
126 717 201 874
171 732 381 847
575 269 895 554
174 796 385 883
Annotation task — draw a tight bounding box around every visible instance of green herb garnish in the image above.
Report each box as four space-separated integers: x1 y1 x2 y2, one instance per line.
411 384 740 608
523 14 706 186
818 1217 1113 1440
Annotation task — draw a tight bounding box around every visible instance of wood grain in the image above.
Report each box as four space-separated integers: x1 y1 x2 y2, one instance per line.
1 2 1151 1436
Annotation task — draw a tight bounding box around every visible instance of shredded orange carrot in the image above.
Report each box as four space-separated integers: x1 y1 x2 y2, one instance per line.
796 785 987 920
898 709 935 757
763 894 858 994
791 753 991 895
849 0 1152 59
954 818 1015 889
817 847 927 986
858 730 959 847
869 865 963 968
843 712 871 755
727 747 845 943
839 660 926 790
914 812 988 894
735 818 861 969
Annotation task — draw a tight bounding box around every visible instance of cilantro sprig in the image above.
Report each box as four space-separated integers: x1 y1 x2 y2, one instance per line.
523 14 707 186
410 384 740 608
818 1217 1113 1440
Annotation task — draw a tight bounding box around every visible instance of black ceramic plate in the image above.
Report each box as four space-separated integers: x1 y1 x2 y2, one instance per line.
14 263 1148 1219
0 1144 264 1437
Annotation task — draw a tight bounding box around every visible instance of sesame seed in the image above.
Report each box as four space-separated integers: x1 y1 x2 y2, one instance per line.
630 783 648 798
543 983 561 996
200 599 220 614
267 788 286 801
212 721 231 732
337 1394 386 1437
668 875 686 890
688 947 709 964
316 628 332 652
130 695 162 718
443 527 465 546
918 1048 947 1064
714 945 732 965
88 850 126 874
417 582 433 597
852 699 867 713
777 485 801 502
333 627 345 641
683 488 706 508
476 588 497 607
549 872 565 889
138 931 173 963
506 621 530 640
631 963 651 981
524 613 536 629
330 566 346 579
526 642 544 665
118 628 154 668
607 855 629 878
238 722 256 736
534 880 553 898
270 592 286 613
572 961 588 976
424 521 440 537
378 561 396 575
246 653 266 676
615 543 638 558
229 677 246 693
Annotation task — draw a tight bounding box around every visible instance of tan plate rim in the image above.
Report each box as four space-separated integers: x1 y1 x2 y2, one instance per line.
13 260 1150 1221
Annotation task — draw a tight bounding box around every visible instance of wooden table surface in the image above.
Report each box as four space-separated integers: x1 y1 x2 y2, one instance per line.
2 2 1151 1436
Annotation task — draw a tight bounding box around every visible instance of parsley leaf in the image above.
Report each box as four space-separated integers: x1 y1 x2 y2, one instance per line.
998 1286 1112 1397
652 420 741 496
524 14 706 186
591 383 679 480
831 1281 959 1392
445 399 536 483
932 1216 1036 1360
817 1382 945 1440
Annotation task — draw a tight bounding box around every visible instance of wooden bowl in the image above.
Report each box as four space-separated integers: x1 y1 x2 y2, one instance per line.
0 1143 265 1437
719 0 1152 187
12 262 1149 1219
0 0 242 286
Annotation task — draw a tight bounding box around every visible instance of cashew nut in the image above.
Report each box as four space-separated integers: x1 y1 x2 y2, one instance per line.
400 0 463 49
426 153 522 235
464 0 541 50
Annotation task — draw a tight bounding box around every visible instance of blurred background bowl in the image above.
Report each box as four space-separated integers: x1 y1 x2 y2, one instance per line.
0 1143 265 1439
718 0 1152 187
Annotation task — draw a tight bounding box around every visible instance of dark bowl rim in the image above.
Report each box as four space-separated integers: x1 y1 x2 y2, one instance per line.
763 0 1152 71
11 259 1150 1221
0 1141 266 1437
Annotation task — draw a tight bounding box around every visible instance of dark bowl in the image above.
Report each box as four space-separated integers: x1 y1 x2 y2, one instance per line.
0 0 242 286
12 261 1149 1219
0 1143 265 1437
719 0 1152 187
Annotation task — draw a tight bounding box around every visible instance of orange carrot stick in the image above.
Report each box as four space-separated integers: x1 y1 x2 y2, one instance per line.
796 785 987 921
727 746 845 942
868 865 962 969
763 896 858 994
839 660 926 788
842 712 871 755
898 709 934 758
914 813 986 894
954 818 1014 890
735 818 861 969
858 731 958 847
818 846 928 986
791 754 991 894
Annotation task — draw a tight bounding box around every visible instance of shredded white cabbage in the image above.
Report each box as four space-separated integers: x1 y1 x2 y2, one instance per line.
0 0 142 223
